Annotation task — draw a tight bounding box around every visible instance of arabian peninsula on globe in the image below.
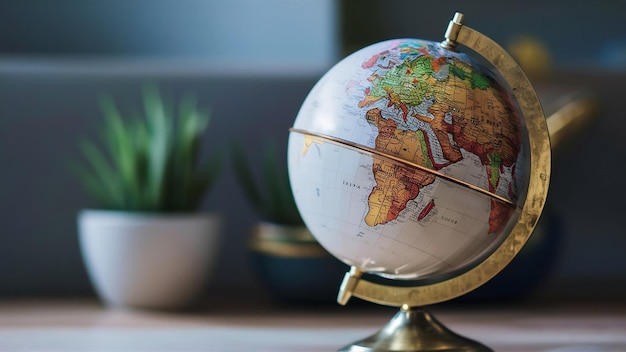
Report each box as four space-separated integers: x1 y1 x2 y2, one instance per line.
288 38 529 281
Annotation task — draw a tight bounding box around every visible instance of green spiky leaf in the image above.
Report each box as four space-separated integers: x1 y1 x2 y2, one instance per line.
231 140 303 226
74 86 220 212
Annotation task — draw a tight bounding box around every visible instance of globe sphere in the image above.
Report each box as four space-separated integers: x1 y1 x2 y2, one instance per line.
288 38 529 281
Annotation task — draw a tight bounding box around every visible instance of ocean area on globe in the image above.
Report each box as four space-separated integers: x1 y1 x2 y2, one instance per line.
288 38 530 282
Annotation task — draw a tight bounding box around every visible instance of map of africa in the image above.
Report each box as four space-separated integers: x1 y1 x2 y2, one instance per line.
289 39 526 279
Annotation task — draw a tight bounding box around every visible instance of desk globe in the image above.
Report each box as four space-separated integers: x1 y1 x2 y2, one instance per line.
288 13 550 352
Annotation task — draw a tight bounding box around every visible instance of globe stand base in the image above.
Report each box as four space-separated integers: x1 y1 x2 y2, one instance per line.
339 307 492 352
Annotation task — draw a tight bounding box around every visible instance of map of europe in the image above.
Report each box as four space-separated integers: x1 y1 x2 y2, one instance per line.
356 40 522 234
288 38 527 278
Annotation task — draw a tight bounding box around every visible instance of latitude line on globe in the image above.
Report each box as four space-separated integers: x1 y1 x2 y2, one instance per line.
289 127 517 208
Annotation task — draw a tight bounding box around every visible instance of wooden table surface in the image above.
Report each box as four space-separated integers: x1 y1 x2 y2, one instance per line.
0 298 625 351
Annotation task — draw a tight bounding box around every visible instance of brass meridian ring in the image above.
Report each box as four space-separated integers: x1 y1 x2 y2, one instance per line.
293 13 551 308
288 127 516 208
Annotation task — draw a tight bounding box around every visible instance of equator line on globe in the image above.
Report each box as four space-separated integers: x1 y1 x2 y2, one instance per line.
287 12 550 351
288 23 529 282
288 129 516 208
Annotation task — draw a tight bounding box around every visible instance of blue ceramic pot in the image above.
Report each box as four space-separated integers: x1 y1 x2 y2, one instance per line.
248 222 348 305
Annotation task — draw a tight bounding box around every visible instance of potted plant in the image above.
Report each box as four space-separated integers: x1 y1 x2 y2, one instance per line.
231 141 347 304
75 86 222 310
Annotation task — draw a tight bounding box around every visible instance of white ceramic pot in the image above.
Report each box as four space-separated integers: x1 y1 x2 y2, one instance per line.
78 209 221 310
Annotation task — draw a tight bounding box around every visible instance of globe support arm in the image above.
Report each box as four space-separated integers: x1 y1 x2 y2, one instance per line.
337 12 551 308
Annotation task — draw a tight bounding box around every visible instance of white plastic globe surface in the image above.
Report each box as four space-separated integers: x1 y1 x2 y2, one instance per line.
288 38 529 281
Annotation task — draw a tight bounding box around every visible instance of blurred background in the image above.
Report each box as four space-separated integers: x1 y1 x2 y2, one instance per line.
1 0 625 302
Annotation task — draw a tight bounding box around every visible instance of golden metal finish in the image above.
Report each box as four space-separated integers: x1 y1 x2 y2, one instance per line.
339 307 491 352
336 11 551 308
248 222 330 258
441 12 464 50
251 222 317 242
291 12 553 352
289 128 516 207
546 97 597 150
337 267 363 305
248 237 330 258
337 12 551 352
